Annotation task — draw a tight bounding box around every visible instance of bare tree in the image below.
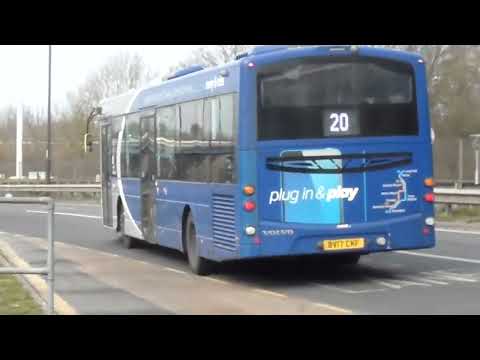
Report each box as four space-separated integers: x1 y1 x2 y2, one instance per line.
53 51 157 175
67 51 157 118
168 45 255 74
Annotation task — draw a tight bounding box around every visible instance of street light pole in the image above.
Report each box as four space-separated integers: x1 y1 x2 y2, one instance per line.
470 134 480 186
475 149 479 186
46 45 52 184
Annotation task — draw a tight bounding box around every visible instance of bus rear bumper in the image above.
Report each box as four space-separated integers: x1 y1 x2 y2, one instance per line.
235 213 436 260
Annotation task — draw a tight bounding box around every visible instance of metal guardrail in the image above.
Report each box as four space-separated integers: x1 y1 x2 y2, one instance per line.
436 179 479 189
0 197 55 314
0 184 478 206
434 187 480 205
0 184 101 193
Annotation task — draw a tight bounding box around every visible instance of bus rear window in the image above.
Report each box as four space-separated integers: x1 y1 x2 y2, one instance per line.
257 58 418 140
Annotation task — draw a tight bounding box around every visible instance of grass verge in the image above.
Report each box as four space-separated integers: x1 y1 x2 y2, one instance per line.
436 205 480 223
0 254 43 315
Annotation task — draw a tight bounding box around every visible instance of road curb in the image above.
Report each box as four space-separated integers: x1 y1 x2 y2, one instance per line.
0 238 78 315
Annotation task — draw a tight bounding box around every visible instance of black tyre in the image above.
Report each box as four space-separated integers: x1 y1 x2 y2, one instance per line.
118 206 138 249
185 213 215 276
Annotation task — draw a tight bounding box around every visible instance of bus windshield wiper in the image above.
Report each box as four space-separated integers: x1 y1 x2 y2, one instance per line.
266 152 412 173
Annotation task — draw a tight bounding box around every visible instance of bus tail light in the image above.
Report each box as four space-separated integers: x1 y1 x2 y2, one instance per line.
424 193 435 203
243 200 256 212
243 185 255 196
424 178 435 187
423 226 431 236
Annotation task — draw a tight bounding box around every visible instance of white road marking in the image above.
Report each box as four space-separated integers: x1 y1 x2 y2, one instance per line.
436 228 480 236
163 267 188 275
204 277 230 285
26 210 101 220
374 279 431 289
321 284 386 294
397 250 480 265
313 302 353 314
253 289 288 299
394 279 431 287
409 277 449 286
374 280 403 289
431 271 477 283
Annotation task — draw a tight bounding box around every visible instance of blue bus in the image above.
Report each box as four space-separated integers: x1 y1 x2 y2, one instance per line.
95 45 436 275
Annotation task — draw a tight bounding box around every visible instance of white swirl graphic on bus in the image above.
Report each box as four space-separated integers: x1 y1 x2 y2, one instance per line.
269 186 359 205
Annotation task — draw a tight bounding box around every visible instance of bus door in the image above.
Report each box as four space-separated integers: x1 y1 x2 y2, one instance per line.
140 110 157 244
100 122 113 227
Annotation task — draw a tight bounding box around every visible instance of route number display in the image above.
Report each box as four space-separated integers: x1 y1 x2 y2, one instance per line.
323 110 359 137
329 113 350 132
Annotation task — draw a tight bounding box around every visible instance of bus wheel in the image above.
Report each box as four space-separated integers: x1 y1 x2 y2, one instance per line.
185 213 214 276
119 206 138 249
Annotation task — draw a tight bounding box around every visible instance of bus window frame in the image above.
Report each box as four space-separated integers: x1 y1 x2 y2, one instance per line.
255 56 419 141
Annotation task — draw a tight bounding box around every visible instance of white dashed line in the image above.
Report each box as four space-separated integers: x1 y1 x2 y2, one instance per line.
437 228 480 236
204 277 230 285
374 280 403 289
253 289 288 299
163 267 188 275
321 284 385 294
408 277 448 286
432 271 477 283
313 302 353 314
26 210 101 220
397 250 480 265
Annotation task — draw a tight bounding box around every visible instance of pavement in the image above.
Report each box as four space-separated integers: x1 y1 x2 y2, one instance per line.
1 201 480 314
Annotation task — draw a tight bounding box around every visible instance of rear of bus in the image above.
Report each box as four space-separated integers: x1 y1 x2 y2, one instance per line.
236 46 435 260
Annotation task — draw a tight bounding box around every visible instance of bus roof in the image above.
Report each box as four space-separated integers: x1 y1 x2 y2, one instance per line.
99 45 422 118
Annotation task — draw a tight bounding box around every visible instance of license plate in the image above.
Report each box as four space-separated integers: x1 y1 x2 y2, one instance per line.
322 238 365 251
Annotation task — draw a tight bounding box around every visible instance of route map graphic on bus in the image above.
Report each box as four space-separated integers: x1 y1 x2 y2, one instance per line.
372 169 418 214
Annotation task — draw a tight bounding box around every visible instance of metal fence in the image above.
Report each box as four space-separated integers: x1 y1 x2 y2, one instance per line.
433 136 479 186
0 135 479 185
0 197 55 314
0 142 100 182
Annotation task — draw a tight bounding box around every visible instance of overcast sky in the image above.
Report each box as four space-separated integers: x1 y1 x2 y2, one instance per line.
0 45 204 111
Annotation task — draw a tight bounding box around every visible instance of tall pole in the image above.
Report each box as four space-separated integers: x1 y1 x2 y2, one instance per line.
46 45 52 184
458 138 464 188
16 103 23 179
475 149 479 186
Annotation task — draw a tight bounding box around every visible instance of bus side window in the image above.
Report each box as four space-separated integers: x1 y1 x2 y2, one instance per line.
111 117 123 177
211 97 219 141
211 94 235 184
157 106 178 180
125 113 141 178
120 116 127 177
178 100 209 182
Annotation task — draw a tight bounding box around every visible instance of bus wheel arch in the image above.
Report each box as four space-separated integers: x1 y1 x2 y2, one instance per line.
117 197 138 249
116 197 123 232
182 206 215 276
181 206 191 254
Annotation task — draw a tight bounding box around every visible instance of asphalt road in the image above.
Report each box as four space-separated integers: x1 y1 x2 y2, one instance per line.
1 201 480 314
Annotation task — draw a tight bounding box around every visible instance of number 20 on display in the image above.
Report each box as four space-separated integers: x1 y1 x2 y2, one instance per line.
330 112 349 132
